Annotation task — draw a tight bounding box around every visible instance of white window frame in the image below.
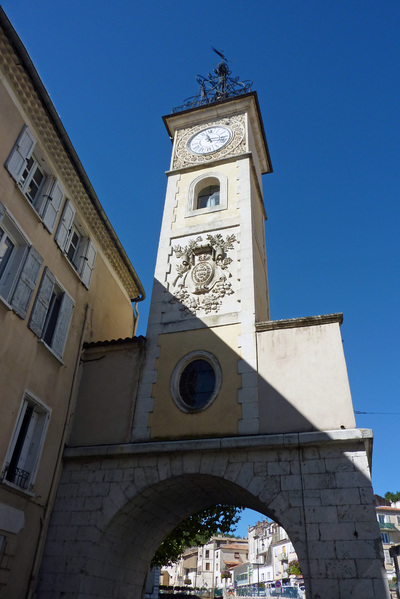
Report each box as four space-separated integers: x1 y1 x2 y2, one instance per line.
29 267 74 360
5 126 64 232
2 392 51 492
0 202 43 318
384 549 393 564
186 172 228 217
55 199 96 288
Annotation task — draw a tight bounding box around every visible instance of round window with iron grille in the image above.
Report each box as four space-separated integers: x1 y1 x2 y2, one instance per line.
171 351 222 413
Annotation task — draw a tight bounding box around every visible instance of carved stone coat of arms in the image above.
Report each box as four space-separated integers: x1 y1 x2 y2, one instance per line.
170 233 237 315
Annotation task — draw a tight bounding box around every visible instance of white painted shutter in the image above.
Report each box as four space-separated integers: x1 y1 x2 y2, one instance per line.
28 267 55 337
41 178 64 233
51 291 74 359
55 199 75 250
10 246 43 319
80 240 97 288
5 126 36 181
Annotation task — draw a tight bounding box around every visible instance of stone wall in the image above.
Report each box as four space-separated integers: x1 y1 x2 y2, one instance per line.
36 429 389 599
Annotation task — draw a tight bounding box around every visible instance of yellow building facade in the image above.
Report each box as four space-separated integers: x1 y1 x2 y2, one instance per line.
0 9 144 598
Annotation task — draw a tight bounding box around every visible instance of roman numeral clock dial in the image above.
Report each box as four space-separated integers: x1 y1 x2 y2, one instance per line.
187 126 232 155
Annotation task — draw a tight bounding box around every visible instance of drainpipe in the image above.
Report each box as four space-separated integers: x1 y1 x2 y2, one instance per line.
132 295 142 336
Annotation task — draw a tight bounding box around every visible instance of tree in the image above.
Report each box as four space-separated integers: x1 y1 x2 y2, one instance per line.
286 560 302 576
385 491 400 503
151 504 243 567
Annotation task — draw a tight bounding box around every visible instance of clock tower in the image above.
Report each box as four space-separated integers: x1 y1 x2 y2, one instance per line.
133 59 272 440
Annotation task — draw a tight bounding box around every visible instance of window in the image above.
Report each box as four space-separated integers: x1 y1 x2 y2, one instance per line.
381 532 393 544
205 550 210 558
378 514 386 524
5 126 64 232
29 268 74 360
384 549 393 564
2 393 50 491
197 184 220 209
171 351 222 413
0 225 15 279
55 200 96 287
179 359 215 408
19 154 45 204
0 202 43 317
205 563 210 571
186 172 228 217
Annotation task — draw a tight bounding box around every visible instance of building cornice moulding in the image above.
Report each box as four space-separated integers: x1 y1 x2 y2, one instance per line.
0 9 144 301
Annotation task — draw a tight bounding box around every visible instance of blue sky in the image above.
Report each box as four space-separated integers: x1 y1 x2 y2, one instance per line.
2 1 399 537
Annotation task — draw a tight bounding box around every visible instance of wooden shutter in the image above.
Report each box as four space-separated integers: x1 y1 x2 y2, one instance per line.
51 291 74 359
5 126 36 181
41 178 64 233
10 246 43 319
28 267 55 337
55 199 75 250
80 240 97 288
0 201 5 222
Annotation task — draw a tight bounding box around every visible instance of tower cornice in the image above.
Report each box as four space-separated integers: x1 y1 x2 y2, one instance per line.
163 91 272 175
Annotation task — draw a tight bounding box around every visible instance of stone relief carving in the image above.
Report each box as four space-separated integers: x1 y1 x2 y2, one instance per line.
173 114 246 169
170 233 237 315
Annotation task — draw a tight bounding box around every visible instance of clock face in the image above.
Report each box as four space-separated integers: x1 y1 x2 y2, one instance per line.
187 126 232 155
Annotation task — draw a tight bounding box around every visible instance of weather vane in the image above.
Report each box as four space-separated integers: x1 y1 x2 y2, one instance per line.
172 47 253 113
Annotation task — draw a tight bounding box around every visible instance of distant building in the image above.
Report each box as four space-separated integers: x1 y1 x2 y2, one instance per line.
376 503 400 583
160 536 248 592
245 521 299 591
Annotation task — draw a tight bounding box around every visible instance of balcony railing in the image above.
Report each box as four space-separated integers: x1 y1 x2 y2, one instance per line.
5 465 30 489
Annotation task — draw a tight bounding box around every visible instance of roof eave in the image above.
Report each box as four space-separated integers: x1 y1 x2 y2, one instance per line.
0 7 145 302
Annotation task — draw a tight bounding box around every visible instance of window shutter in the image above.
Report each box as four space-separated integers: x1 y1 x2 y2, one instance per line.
55 199 75 250
41 178 64 233
11 246 43 319
0 201 5 222
5 126 37 181
51 292 74 359
29 267 55 337
80 240 97 288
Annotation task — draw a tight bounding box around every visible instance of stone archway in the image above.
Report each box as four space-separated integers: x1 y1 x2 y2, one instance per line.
37 429 389 599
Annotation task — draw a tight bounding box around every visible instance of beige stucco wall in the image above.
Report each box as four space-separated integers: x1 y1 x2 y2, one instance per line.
69 339 145 446
0 77 135 343
0 61 137 598
257 319 356 433
148 324 242 439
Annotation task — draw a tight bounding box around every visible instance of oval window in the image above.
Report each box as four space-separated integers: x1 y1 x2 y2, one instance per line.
179 359 216 409
171 351 222 413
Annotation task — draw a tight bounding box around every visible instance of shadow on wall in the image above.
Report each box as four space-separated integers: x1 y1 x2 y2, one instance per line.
43 280 387 599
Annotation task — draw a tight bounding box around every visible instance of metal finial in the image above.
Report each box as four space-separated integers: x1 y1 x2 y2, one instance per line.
211 47 228 62
172 49 253 113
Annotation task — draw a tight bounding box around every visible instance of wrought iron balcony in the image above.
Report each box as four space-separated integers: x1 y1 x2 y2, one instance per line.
5 465 29 489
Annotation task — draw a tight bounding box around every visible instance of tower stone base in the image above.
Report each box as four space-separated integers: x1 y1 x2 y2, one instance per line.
37 428 389 599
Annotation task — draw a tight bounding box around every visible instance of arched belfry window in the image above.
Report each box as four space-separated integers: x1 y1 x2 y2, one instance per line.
186 172 228 217
197 183 220 209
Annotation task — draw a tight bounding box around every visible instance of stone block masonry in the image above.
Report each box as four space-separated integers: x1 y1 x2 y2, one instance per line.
36 429 389 599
